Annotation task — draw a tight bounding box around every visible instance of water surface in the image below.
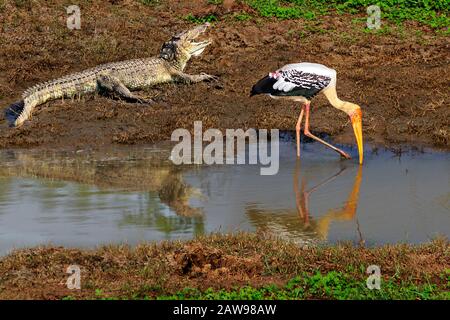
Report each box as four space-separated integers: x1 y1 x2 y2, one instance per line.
0 141 448 255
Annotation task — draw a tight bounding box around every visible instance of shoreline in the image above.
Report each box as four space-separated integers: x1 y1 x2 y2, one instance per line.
0 233 448 300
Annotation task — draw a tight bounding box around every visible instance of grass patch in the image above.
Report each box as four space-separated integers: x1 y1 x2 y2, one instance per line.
185 13 219 24
234 11 253 21
244 0 449 29
160 271 450 300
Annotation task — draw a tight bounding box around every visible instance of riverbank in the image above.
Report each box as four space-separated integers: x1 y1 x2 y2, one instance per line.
0 1 449 150
0 233 448 300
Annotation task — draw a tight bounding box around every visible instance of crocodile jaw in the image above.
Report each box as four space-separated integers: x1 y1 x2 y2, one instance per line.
190 40 211 56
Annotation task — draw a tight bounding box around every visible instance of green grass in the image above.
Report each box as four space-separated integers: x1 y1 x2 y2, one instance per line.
245 0 449 29
185 13 219 24
234 12 253 21
158 271 450 300
146 0 449 30
214 0 450 29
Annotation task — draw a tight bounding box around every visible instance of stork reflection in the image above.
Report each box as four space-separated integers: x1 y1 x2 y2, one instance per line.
295 160 363 242
246 161 363 244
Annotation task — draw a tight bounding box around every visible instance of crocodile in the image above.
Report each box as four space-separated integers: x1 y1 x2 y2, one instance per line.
5 23 215 127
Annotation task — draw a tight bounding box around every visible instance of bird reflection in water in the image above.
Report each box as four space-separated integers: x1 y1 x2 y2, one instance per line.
294 160 364 243
247 161 363 245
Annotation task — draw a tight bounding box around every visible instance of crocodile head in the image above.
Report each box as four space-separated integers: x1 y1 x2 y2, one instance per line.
160 23 211 69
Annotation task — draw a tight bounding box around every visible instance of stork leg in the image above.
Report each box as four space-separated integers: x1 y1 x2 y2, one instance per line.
296 106 305 158
303 103 351 159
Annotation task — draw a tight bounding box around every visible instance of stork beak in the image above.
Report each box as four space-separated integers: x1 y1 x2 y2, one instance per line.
350 109 364 165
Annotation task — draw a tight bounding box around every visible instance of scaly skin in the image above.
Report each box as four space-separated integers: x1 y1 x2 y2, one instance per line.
17 58 170 126
9 23 214 127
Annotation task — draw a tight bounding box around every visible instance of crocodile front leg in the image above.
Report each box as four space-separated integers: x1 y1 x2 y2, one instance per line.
96 74 154 104
169 68 218 84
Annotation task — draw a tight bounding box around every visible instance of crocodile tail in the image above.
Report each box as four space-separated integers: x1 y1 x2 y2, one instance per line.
4 100 25 127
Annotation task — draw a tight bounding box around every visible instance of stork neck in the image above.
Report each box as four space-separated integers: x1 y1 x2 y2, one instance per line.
322 85 355 115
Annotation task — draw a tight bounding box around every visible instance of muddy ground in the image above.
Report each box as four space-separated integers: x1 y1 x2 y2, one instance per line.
0 0 449 151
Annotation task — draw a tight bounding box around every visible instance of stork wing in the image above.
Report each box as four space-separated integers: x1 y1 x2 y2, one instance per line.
273 69 332 98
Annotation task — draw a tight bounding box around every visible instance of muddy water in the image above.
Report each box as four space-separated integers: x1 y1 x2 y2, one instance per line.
0 141 448 255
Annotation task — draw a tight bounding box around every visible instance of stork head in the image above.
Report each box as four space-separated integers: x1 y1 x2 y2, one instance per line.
160 23 212 69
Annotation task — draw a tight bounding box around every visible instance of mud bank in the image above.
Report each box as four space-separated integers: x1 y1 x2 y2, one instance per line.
0 1 448 150
0 233 448 300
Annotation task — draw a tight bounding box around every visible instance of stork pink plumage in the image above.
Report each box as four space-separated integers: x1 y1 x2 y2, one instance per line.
251 62 363 164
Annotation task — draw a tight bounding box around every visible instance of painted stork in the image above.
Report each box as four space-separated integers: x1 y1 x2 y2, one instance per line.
250 63 363 164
